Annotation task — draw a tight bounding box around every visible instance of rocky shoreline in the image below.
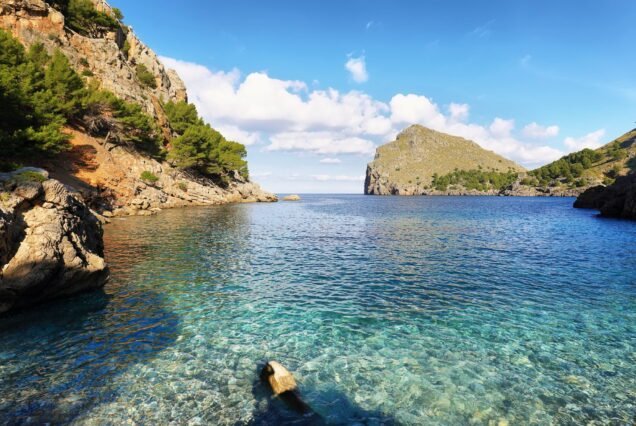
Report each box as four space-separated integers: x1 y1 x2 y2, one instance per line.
0 169 109 314
574 174 636 220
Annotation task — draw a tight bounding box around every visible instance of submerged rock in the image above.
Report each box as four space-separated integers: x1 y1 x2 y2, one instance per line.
261 361 298 395
282 194 301 201
0 176 109 314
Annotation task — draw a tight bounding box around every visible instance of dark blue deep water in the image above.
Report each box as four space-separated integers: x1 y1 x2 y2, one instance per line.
1 196 635 425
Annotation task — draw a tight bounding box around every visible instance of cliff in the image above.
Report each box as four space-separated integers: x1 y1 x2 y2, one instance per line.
0 168 109 314
365 125 525 195
0 0 276 214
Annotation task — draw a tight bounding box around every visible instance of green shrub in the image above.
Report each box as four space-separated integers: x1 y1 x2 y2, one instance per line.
112 7 124 21
177 181 188 191
81 69 94 77
0 192 10 203
122 40 130 58
136 64 156 89
140 171 159 183
431 169 518 192
12 171 47 183
79 57 89 67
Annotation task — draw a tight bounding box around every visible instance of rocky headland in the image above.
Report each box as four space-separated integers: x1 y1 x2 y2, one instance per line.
365 125 636 199
364 125 525 196
574 173 636 220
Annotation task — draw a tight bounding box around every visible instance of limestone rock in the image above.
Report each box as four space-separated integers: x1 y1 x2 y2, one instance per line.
260 361 298 396
365 125 525 195
0 177 109 314
282 194 301 201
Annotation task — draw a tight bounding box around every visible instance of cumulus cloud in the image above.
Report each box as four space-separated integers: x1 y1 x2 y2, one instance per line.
320 157 342 164
161 56 569 168
268 132 376 155
448 103 469 122
312 174 365 182
345 56 369 83
564 129 606 150
522 122 560 139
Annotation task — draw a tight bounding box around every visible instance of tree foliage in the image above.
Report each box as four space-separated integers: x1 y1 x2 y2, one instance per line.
165 101 249 181
530 148 603 186
45 0 119 36
431 169 518 192
0 31 75 156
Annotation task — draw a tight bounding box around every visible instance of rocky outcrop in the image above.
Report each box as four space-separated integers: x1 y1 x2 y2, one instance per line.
44 130 276 216
282 194 301 201
1 1 277 213
574 174 636 219
0 169 109 314
0 0 186 121
365 125 525 195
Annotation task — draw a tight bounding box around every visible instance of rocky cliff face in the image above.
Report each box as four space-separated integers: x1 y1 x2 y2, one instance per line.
0 0 276 212
365 125 525 195
45 130 277 216
574 174 636 220
0 0 186 120
0 169 109 314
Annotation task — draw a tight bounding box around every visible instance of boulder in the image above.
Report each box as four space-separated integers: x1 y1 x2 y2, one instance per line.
260 361 298 395
574 174 636 220
0 178 109 314
282 194 301 201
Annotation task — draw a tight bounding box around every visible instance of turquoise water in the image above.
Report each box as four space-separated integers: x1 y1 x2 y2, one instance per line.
1 195 635 425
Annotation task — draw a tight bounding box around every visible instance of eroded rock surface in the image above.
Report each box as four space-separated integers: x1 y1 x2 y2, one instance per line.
0 171 109 314
574 174 636 220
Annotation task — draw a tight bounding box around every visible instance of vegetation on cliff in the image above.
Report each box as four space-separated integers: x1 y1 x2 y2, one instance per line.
165 101 249 182
432 169 519 192
0 24 248 184
0 29 160 161
45 0 120 36
527 129 635 189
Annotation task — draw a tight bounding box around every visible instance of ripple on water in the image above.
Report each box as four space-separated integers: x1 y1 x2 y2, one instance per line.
0 196 635 425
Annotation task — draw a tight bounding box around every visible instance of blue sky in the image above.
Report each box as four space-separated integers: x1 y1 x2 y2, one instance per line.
114 0 636 193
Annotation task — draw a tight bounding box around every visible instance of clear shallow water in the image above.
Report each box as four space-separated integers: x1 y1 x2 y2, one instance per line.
1 195 635 425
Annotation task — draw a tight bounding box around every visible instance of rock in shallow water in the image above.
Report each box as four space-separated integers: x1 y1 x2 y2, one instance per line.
282 194 301 201
0 178 109 314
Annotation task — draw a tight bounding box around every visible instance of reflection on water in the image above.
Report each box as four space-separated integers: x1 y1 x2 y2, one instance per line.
0 196 635 424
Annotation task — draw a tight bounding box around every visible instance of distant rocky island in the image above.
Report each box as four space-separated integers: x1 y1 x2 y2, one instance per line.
364 125 524 195
365 125 636 203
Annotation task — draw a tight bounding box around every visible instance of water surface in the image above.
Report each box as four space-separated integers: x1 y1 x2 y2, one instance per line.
1 196 635 424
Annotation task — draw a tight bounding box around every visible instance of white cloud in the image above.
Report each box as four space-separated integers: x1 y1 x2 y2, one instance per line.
320 157 342 164
489 118 515 138
522 122 559 139
161 56 570 169
345 56 369 83
268 132 376 155
564 129 606 150
312 174 365 182
448 103 469 122
366 21 374 30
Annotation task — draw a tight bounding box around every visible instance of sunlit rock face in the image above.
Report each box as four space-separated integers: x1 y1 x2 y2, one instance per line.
0 171 109 314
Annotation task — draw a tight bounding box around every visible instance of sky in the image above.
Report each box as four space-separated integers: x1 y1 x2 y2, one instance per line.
113 0 636 193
